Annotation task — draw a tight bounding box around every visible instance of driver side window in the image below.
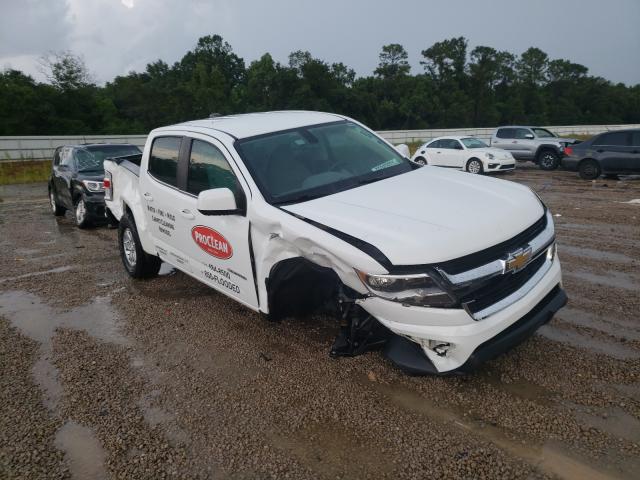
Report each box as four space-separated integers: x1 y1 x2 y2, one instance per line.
515 128 533 139
186 139 240 196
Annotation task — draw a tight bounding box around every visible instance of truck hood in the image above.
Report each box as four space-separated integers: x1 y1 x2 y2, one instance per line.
283 167 544 267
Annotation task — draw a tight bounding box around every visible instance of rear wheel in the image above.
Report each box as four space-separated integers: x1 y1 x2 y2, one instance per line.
118 214 161 279
578 159 601 180
49 189 66 216
414 157 427 166
466 158 484 174
538 150 559 170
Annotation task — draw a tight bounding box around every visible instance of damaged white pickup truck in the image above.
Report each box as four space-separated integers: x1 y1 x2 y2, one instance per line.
104 111 566 375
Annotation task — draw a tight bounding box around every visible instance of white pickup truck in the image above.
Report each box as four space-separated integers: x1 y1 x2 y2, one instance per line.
104 111 566 375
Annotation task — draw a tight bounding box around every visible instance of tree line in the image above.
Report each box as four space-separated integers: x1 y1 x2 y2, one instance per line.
1 35 639 136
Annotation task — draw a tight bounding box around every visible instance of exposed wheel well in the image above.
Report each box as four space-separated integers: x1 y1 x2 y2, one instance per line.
266 257 345 321
578 157 599 168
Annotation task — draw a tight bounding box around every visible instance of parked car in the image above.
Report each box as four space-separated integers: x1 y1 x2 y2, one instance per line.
561 129 640 179
411 136 515 174
49 143 141 228
104 111 565 376
490 126 577 170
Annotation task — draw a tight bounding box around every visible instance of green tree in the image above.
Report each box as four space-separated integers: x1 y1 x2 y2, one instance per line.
375 44 410 79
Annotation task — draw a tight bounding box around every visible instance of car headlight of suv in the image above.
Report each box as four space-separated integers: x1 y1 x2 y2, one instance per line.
484 152 495 160
355 270 455 307
82 180 104 192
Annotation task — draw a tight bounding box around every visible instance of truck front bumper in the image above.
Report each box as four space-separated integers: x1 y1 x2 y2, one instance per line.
357 258 564 374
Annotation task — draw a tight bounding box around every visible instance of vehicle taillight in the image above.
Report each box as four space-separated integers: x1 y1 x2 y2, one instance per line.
564 146 573 156
104 172 113 201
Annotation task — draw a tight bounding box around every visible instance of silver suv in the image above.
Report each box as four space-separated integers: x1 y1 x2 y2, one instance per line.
490 126 577 170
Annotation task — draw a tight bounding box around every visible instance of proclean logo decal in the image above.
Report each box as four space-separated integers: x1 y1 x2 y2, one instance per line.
191 226 233 259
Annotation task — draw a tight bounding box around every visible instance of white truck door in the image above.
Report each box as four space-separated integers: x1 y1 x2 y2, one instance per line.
139 135 196 273
170 135 259 310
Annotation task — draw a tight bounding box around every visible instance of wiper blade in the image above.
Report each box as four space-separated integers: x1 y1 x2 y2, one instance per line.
273 192 329 206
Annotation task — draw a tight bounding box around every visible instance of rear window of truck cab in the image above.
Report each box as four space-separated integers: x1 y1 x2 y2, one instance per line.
149 137 181 186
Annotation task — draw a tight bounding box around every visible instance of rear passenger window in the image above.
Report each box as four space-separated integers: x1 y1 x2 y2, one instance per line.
594 132 629 147
631 131 640 147
149 137 181 187
187 139 238 196
497 128 515 139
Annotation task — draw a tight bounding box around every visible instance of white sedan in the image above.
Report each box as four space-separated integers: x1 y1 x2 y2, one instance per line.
411 136 515 174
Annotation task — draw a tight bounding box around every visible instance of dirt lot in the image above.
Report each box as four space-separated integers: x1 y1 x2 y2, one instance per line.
1 166 639 479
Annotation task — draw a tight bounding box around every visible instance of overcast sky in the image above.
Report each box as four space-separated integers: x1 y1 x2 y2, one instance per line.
1 0 639 85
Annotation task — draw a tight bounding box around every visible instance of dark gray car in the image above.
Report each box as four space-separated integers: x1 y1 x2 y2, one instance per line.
561 129 640 179
48 143 141 228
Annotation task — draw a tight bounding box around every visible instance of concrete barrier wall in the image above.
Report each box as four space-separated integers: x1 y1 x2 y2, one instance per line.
2 124 639 162
376 124 640 144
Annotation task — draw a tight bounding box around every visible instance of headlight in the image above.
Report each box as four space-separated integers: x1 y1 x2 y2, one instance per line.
82 180 104 192
355 270 454 307
484 153 495 160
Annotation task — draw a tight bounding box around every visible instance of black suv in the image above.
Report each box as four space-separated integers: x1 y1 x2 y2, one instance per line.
48 143 141 227
561 129 640 179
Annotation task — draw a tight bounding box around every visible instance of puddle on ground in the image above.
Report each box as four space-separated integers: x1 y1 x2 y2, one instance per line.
480 371 555 406
538 324 640 360
0 291 129 412
556 307 640 341
558 245 637 264
572 405 640 444
0 265 73 284
54 421 108 480
371 381 631 480
0 291 129 347
564 270 639 291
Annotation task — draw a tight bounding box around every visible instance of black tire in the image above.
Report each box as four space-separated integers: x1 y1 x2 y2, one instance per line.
537 150 560 170
466 158 484 174
414 157 427 166
578 159 601 180
118 214 161 279
49 188 66 216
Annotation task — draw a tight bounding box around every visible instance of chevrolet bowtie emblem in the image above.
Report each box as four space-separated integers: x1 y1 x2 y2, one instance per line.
505 246 533 273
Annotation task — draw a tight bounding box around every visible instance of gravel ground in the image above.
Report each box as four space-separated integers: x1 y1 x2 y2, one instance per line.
0 165 639 479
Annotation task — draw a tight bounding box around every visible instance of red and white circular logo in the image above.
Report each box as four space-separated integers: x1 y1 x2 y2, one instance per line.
191 226 233 259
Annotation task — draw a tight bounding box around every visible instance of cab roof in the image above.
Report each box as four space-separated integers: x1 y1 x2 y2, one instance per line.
163 111 346 140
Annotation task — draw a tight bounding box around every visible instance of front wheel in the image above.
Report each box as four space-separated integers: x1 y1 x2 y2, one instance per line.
49 189 66 216
466 158 484 174
118 214 161 279
578 159 601 180
74 196 92 229
414 157 427 166
538 151 559 170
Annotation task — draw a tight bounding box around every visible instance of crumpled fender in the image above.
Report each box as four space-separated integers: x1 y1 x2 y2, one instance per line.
249 202 384 314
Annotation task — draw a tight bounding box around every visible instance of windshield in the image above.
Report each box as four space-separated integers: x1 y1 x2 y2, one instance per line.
235 121 414 205
532 128 556 138
75 145 141 171
461 138 488 149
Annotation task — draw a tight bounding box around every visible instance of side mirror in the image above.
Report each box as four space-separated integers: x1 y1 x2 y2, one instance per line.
395 144 410 158
525 133 535 140
197 188 243 216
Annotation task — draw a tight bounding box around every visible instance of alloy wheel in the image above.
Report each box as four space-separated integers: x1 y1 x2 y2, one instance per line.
122 228 137 267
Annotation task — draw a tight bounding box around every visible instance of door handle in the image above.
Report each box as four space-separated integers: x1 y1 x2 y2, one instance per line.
596 149 604 153
143 192 153 202
436 151 441 154
180 209 195 220
512 141 518 144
